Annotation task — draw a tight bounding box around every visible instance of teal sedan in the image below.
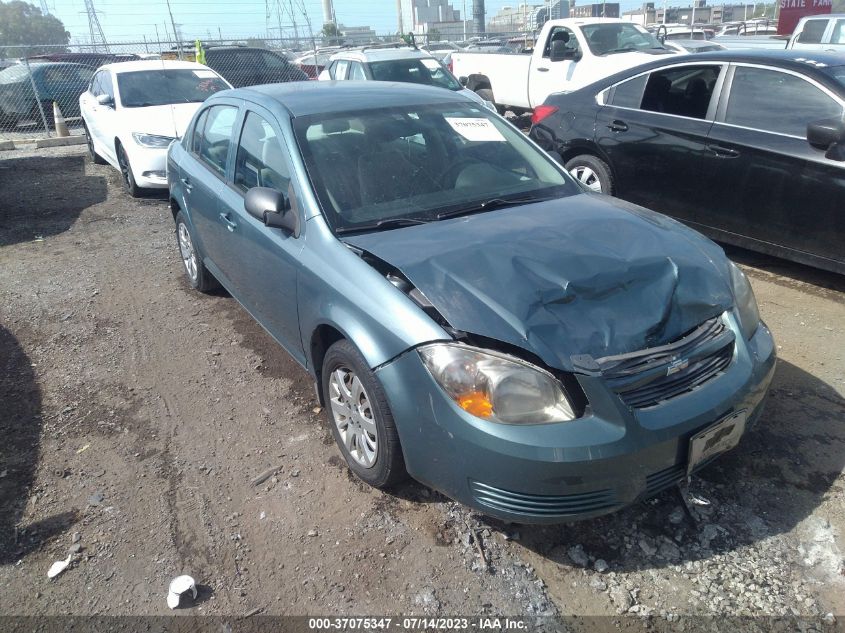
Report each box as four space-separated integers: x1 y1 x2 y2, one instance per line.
166 81 776 523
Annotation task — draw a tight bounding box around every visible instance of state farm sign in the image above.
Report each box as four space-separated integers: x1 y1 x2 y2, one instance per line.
778 0 832 35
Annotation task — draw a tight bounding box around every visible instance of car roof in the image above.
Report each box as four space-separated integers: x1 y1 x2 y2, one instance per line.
329 48 432 63
685 49 845 69
225 80 470 117
97 59 214 74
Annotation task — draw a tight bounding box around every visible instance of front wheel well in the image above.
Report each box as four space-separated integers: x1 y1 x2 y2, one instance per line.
169 197 181 222
310 325 346 404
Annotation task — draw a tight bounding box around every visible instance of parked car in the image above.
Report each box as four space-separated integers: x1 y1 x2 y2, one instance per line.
27 52 140 67
80 60 231 196
167 81 775 523
663 40 727 54
293 50 338 78
203 46 308 87
714 15 844 51
422 41 460 60
530 50 845 274
318 47 495 110
451 18 680 113
0 62 93 130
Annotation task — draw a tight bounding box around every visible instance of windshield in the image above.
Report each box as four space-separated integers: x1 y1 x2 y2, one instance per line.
0 64 29 84
116 69 229 107
368 58 463 91
582 23 664 55
293 102 579 233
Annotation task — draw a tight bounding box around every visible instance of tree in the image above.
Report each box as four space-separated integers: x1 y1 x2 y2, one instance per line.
0 1 70 57
320 22 343 46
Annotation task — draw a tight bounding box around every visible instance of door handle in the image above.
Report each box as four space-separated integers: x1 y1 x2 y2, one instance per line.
180 177 193 192
537 67 550 72
607 120 628 132
707 145 740 158
219 213 237 232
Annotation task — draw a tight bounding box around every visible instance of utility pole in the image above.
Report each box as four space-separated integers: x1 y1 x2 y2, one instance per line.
463 0 468 39
165 0 182 59
83 0 109 53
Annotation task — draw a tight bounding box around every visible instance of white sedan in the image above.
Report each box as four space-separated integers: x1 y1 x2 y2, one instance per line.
79 60 231 196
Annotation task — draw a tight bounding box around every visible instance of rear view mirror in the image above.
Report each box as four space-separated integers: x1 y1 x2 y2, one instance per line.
807 117 845 161
549 40 581 62
96 94 113 107
244 187 300 236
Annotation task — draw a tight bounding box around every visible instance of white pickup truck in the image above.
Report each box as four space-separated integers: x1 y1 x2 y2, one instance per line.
714 14 845 51
451 18 680 112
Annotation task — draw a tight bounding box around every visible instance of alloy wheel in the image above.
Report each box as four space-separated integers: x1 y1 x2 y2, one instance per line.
117 147 131 188
570 165 603 192
177 223 198 281
329 367 378 468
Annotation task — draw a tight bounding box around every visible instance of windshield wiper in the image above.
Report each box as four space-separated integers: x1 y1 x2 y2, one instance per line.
602 47 639 55
436 195 556 221
335 217 431 234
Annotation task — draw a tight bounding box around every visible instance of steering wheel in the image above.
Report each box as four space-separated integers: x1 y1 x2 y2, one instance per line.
436 156 484 188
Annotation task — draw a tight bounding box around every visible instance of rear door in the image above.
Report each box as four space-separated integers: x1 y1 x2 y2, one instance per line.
703 64 845 265
215 105 306 361
180 101 241 284
595 62 725 224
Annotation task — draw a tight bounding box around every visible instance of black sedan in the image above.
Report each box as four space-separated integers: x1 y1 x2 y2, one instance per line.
529 50 845 275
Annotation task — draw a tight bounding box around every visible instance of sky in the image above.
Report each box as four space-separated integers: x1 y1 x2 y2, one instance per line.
45 0 647 44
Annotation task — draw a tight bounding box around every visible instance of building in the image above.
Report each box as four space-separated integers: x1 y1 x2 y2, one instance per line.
571 3 620 18
487 3 544 32
622 1 759 25
339 24 379 43
399 0 462 34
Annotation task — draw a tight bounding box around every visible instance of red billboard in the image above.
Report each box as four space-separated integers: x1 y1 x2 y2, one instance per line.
777 0 833 35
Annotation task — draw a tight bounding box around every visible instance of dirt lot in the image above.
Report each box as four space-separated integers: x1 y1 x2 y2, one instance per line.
1 145 844 624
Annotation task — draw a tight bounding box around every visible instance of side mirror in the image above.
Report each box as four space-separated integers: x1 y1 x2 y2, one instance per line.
550 40 581 62
244 186 300 236
96 94 114 107
807 117 845 150
458 75 468 86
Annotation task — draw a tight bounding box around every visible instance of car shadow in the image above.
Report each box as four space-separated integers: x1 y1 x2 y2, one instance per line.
725 245 845 294
0 325 76 564
0 154 107 247
479 359 845 573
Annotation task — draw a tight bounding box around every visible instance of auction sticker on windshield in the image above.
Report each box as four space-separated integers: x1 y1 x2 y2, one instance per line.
446 117 506 142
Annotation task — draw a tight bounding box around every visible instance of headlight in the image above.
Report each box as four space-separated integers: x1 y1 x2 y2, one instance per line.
729 262 760 339
132 132 176 148
418 343 577 424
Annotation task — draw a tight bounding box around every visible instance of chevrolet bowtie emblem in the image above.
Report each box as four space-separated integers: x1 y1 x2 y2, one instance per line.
666 358 689 376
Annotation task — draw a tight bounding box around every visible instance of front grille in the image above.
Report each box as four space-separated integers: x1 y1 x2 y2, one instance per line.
601 315 735 409
645 464 686 496
469 480 619 517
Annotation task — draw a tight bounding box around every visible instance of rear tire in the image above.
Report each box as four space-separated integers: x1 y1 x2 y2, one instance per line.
322 340 407 489
564 154 614 195
475 88 505 115
32 101 55 130
175 210 219 293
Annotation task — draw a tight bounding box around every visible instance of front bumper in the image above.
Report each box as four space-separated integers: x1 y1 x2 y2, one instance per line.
376 314 776 524
125 142 169 188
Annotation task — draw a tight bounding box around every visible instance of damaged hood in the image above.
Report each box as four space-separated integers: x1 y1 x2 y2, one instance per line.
344 194 735 372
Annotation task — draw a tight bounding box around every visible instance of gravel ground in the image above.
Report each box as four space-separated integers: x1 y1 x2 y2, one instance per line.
1 145 844 626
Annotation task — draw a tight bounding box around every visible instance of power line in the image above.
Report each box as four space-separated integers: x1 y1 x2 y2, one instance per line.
83 0 110 52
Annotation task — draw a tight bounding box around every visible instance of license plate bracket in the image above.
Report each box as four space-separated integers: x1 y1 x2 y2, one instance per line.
687 410 747 475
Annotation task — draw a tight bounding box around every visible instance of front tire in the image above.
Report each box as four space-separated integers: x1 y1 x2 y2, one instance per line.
84 123 106 164
116 142 143 198
322 340 406 489
564 154 614 194
175 210 219 293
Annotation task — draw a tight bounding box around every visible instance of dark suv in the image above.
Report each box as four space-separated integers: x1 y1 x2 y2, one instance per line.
204 47 308 87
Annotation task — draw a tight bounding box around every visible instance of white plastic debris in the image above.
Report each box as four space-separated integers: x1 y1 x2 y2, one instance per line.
166 575 197 609
47 554 72 579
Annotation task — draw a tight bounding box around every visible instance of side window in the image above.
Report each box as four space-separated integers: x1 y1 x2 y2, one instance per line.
797 19 828 43
197 105 238 176
334 60 350 80
640 65 721 119
832 19 845 45
191 109 209 154
609 74 647 108
724 67 843 137
89 71 102 96
234 111 291 194
101 71 114 101
348 61 366 80
543 26 579 58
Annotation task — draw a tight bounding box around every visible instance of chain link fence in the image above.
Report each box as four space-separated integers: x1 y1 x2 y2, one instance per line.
0 31 535 142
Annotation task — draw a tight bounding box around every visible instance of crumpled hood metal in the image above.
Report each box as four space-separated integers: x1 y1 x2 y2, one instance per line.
344 194 734 372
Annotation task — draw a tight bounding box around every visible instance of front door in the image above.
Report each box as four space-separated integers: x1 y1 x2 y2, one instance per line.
595 63 724 224
703 64 845 266
527 26 578 109
215 106 305 362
